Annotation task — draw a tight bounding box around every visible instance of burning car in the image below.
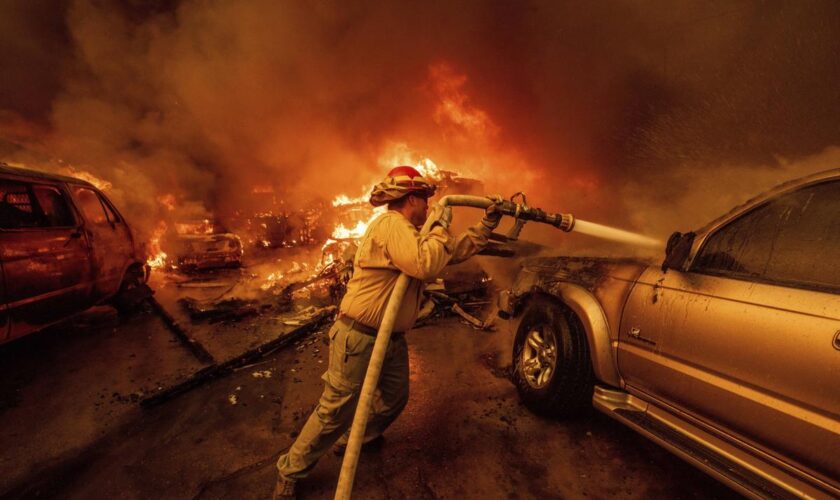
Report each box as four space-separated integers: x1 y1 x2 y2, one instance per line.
0 164 147 344
499 169 840 498
169 220 243 271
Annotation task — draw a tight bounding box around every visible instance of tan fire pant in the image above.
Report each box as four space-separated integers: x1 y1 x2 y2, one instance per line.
276 319 409 479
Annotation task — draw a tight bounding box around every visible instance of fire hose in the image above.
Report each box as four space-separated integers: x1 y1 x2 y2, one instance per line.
334 194 574 500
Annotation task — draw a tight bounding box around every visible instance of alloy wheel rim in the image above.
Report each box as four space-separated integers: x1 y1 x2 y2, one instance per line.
521 326 558 389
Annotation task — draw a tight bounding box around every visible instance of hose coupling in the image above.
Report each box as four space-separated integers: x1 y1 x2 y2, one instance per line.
559 213 575 232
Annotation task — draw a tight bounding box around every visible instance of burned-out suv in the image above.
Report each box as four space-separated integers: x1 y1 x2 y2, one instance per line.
499 169 840 498
0 164 146 344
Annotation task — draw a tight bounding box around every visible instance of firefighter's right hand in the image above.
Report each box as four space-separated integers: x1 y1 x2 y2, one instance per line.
428 204 452 230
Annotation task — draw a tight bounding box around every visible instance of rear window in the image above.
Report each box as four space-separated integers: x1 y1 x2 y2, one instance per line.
0 180 76 229
33 185 76 227
0 180 39 228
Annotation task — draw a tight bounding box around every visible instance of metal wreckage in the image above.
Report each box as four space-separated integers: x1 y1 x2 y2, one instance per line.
132 173 548 410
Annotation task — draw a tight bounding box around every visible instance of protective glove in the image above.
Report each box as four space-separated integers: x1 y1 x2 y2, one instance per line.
481 201 503 230
428 204 452 230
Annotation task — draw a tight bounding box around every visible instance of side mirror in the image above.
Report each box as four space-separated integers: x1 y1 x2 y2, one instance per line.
662 231 695 272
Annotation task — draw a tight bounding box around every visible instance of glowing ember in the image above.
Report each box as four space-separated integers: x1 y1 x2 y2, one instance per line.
260 271 284 291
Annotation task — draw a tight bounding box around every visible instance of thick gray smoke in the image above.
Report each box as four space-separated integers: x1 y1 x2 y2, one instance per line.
1 0 839 247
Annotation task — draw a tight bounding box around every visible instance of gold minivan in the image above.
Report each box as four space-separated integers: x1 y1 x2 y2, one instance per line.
499 169 840 498
0 164 147 344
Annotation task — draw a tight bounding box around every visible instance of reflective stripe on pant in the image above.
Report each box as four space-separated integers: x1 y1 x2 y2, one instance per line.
276 319 409 479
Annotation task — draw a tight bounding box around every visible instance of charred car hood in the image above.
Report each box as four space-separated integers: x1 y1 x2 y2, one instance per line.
518 256 649 293
504 256 652 346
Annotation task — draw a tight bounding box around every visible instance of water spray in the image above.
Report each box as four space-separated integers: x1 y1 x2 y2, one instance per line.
334 193 657 499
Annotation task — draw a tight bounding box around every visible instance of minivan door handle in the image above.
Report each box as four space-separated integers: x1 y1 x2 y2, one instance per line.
64 230 83 246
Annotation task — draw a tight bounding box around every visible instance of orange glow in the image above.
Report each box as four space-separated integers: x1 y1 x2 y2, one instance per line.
157 193 176 211
428 63 499 140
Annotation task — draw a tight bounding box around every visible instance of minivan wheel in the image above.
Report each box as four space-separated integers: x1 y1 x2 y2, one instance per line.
112 265 151 316
512 296 594 417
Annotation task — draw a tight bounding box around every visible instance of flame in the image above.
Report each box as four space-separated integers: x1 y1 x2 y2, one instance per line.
58 167 113 191
330 206 385 239
332 193 367 207
331 220 368 239
147 221 168 269
376 143 454 181
415 158 442 180
332 180 378 207
175 219 215 235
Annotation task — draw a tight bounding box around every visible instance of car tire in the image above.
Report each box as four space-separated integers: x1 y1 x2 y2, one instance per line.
512 296 594 417
111 264 151 316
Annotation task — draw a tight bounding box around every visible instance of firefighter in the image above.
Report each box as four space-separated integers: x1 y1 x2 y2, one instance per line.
273 166 501 498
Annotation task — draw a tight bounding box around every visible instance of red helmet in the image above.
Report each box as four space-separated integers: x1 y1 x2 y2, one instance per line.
369 165 437 206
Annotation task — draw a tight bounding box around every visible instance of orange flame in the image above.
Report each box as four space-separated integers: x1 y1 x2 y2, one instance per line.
147 221 168 269
58 167 113 191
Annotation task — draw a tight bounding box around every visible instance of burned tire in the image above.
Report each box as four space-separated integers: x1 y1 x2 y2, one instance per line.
512 296 594 417
111 265 151 316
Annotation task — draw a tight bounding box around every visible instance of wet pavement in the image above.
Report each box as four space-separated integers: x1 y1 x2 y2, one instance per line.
0 302 738 499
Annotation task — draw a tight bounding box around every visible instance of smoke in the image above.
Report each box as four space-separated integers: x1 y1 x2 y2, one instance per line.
1 0 839 247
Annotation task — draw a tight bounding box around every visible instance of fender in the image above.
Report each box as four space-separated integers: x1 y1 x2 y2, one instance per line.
97 259 146 304
508 285 622 389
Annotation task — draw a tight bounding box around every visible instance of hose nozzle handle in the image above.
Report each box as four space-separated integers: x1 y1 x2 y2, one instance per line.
495 200 575 232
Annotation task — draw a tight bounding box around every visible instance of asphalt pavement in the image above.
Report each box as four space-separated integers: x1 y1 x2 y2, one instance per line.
0 304 738 499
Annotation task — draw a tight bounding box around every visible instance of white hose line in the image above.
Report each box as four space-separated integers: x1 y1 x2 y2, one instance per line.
334 195 493 500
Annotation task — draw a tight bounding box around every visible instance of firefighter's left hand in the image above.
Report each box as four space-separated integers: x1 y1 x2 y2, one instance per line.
482 202 502 230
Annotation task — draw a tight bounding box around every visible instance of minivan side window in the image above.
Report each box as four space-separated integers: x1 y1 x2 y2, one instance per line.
32 185 76 227
73 187 110 225
0 180 42 229
692 180 840 292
